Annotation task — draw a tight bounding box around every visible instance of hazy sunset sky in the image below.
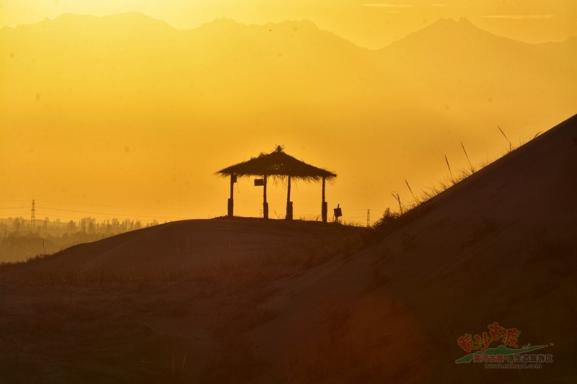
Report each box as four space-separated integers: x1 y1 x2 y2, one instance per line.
2 0 576 47
1 1 576 224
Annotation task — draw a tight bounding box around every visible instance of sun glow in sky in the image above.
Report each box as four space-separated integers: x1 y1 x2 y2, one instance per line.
2 0 576 47
0 0 576 224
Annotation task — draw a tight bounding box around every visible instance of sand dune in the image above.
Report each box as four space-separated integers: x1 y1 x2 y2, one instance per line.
250 114 577 383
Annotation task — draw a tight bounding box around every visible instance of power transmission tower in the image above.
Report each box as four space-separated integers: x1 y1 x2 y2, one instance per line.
31 199 36 227
367 209 371 228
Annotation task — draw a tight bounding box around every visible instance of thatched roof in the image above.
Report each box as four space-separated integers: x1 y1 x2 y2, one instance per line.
218 146 336 180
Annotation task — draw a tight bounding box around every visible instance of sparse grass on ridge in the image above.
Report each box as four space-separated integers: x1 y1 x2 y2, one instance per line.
371 130 528 239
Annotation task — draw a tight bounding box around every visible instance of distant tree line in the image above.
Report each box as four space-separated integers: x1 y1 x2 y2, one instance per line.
0 217 160 263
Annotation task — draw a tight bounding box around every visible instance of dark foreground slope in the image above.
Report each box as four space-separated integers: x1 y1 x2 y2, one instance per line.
248 114 577 384
373 112 577 384
0 219 365 383
1 115 576 384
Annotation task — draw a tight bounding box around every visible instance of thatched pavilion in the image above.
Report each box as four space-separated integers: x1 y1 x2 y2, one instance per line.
217 146 337 222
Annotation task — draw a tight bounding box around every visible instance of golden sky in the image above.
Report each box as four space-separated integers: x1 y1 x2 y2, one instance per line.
0 1 576 224
1 0 576 47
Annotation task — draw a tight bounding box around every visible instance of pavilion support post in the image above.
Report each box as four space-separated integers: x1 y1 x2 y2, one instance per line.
228 174 235 217
263 175 269 219
321 177 328 223
286 176 293 220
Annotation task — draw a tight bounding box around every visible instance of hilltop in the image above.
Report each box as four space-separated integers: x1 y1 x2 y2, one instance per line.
1 218 365 282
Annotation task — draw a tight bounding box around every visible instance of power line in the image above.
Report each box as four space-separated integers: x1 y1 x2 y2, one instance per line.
38 206 183 221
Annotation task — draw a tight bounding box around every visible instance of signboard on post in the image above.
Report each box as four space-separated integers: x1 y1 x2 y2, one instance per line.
334 204 343 223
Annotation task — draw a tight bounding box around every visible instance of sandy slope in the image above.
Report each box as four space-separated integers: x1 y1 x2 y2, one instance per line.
0 115 576 383
1 218 364 281
0 219 366 383
249 114 577 383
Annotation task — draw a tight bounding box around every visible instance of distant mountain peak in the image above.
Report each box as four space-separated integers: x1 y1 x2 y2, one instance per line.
385 16 516 51
420 17 485 35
